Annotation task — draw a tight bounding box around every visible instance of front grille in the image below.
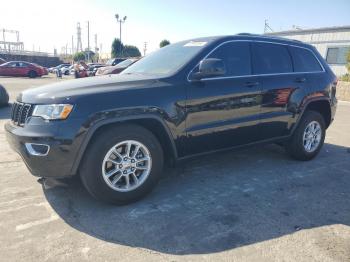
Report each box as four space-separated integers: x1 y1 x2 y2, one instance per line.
11 102 33 126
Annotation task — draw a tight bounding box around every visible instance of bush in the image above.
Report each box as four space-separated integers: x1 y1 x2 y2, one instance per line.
73 52 86 62
111 38 123 58
340 74 350 82
159 39 170 48
123 45 141 57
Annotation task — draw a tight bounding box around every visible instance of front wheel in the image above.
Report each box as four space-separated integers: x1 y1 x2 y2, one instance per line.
285 110 326 161
80 124 164 205
28 71 37 78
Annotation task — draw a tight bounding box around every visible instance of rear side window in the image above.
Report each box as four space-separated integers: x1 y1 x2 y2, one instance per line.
289 46 323 72
252 43 293 74
208 42 251 77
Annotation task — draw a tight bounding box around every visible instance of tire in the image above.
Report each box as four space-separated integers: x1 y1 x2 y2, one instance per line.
28 71 37 78
0 85 9 107
64 70 69 76
285 110 326 161
80 124 164 205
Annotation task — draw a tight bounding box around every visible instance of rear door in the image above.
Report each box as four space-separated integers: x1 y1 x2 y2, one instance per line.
185 41 263 155
251 42 301 140
288 45 326 100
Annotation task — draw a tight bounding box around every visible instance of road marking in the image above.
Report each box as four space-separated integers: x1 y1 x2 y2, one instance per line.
12 202 60 231
15 214 59 231
0 202 46 214
0 196 42 207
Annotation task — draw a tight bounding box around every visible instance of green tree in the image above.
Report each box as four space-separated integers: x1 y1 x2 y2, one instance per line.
123 45 141 57
159 39 170 48
111 38 124 58
73 52 86 62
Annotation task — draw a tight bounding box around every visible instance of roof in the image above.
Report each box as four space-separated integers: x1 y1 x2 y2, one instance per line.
265 25 350 36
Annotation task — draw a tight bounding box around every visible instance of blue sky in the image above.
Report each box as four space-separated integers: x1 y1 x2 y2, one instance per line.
1 0 349 54
114 0 350 34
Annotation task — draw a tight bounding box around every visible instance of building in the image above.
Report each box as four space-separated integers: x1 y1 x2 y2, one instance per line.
266 26 350 76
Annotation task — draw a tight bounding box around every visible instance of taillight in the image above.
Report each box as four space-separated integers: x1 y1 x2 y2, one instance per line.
331 78 337 99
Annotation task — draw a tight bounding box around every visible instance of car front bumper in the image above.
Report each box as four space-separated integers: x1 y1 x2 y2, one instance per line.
5 120 84 178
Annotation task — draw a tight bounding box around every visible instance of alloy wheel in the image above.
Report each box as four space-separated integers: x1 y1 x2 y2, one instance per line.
101 140 152 192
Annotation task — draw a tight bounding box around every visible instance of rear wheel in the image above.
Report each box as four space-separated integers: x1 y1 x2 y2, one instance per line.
28 71 37 78
80 124 164 205
285 110 325 161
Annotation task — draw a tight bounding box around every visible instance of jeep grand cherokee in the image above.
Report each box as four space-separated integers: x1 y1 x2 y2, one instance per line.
6 34 337 204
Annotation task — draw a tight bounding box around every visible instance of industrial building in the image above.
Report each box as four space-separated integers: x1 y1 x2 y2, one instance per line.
266 26 350 76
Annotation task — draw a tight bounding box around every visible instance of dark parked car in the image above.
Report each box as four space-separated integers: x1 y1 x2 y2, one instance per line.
106 58 126 66
95 58 139 76
0 57 6 65
0 61 47 78
6 34 337 204
87 63 106 76
0 84 9 107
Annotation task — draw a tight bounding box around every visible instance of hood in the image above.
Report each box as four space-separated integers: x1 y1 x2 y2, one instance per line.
97 65 112 72
18 73 158 104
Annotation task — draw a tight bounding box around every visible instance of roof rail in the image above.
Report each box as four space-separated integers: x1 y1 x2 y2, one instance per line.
236 33 303 43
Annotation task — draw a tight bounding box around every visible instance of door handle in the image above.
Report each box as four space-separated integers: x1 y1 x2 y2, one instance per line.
245 81 260 87
295 77 306 83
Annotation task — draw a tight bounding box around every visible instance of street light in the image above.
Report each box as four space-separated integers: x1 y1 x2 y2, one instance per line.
115 13 127 56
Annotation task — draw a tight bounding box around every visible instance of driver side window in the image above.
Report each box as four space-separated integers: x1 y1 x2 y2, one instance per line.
208 41 252 77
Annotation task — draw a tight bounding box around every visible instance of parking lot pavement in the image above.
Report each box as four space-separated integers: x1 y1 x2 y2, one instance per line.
0 76 349 261
0 75 73 102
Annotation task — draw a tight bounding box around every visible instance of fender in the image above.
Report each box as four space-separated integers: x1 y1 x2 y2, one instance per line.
290 95 331 135
70 113 178 175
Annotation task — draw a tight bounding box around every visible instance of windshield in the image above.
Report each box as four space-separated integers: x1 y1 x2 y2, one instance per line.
115 59 135 68
122 40 209 76
106 59 124 66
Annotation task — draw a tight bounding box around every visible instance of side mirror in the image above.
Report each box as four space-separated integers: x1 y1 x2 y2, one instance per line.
192 58 226 80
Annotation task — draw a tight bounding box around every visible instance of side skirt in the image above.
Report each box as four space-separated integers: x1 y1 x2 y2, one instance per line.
175 135 291 165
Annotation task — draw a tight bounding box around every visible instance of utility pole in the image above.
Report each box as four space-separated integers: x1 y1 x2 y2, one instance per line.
71 35 74 55
115 13 127 57
264 19 273 33
143 42 147 56
87 21 90 62
77 22 82 52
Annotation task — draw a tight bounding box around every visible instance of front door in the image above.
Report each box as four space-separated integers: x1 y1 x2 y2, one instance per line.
185 41 262 155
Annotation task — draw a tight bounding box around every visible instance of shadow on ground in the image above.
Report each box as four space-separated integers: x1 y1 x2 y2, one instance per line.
40 143 350 254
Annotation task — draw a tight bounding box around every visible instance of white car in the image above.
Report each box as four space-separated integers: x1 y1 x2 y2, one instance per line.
61 65 73 75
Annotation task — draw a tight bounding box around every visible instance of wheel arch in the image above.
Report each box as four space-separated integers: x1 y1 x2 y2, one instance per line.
302 98 332 128
71 114 178 175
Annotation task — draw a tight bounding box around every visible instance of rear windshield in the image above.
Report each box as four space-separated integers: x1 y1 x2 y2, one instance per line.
115 59 135 68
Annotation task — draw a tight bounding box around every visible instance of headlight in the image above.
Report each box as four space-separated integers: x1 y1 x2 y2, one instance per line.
32 104 73 120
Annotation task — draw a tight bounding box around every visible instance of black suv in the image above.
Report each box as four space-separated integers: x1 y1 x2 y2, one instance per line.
6 34 337 204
